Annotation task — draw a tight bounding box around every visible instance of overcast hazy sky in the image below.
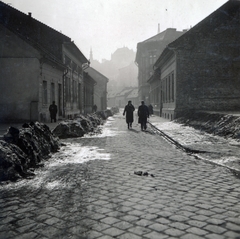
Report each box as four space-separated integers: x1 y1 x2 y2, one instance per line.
2 0 227 61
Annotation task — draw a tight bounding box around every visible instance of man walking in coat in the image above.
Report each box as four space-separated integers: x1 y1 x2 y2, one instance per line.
123 100 135 129
138 101 149 131
49 101 58 123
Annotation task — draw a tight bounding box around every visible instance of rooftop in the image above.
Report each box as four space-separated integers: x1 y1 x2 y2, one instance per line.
0 1 71 61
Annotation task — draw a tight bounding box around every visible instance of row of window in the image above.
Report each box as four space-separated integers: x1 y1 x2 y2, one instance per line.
65 78 79 103
43 79 78 105
42 81 57 104
162 72 174 103
150 87 160 106
141 51 157 68
64 55 81 75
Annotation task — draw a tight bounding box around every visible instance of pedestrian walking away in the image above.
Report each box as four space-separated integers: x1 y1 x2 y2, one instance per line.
148 103 153 116
138 100 149 131
49 101 58 123
123 100 135 129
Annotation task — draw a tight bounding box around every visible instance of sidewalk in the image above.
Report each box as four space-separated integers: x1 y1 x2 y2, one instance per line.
148 114 240 174
148 114 170 124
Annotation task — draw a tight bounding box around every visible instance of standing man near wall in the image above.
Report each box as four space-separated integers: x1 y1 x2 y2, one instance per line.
92 104 98 113
49 101 58 123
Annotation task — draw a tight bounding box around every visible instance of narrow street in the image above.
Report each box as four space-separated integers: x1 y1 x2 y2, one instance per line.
0 113 240 239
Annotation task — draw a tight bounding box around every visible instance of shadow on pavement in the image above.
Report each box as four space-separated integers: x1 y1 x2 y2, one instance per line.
128 129 139 133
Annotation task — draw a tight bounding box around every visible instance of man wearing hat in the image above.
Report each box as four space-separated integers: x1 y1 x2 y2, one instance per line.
123 100 135 129
49 101 58 123
138 100 149 131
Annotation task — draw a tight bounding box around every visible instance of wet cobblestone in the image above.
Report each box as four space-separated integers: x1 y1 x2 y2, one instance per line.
0 114 240 238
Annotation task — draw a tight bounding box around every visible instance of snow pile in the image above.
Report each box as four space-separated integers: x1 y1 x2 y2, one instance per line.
175 111 240 139
0 122 60 181
52 110 114 139
152 112 240 172
0 110 118 182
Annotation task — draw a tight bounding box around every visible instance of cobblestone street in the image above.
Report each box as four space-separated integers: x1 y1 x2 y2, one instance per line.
1 113 240 239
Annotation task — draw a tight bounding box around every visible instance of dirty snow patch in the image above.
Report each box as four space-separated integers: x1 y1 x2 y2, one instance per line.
50 143 111 165
84 116 125 138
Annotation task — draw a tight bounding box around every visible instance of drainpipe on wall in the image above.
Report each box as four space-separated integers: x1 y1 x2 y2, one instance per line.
39 57 47 122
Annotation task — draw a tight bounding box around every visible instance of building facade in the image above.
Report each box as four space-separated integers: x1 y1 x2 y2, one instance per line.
0 25 65 122
154 0 240 120
147 71 161 116
135 28 186 106
62 42 90 118
117 62 138 91
85 67 108 111
115 88 136 108
126 88 139 107
83 71 95 114
0 1 89 122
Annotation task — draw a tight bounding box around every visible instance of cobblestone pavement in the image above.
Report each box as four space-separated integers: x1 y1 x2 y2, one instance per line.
1 113 240 239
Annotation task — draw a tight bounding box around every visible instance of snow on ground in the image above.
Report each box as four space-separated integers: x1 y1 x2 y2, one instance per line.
50 144 111 165
2 143 112 190
151 120 240 173
153 121 224 146
84 116 126 138
1 117 120 190
3 113 240 190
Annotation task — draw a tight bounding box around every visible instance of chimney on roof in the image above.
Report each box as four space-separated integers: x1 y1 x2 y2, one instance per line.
158 23 160 33
28 12 32 18
90 47 93 61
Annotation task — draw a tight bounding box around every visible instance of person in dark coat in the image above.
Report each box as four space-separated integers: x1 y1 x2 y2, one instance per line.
148 104 153 116
92 104 97 113
138 101 149 131
49 101 58 123
123 100 135 129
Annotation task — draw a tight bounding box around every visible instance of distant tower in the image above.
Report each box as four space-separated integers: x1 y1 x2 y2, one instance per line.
158 23 160 33
89 47 93 62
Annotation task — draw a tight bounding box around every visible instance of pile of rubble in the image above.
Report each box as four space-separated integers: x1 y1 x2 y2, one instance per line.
175 111 240 139
53 109 113 138
0 122 60 181
110 106 119 115
0 109 116 182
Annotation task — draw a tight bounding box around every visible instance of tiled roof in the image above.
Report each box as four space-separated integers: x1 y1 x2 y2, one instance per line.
108 91 119 98
154 0 240 67
168 0 240 49
118 88 134 96
126 88 138 98
0 1 71 61
142 28 184 44
85 67 109 82
63 42 89 65
135 28 185 62
83 71 96 85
